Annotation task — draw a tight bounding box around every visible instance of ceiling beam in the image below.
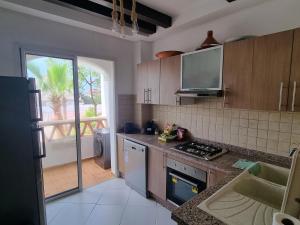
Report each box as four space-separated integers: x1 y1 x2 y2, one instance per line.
44 0 157 34
102 0 172 28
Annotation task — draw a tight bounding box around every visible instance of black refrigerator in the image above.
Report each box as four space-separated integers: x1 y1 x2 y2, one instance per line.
0 76 46 225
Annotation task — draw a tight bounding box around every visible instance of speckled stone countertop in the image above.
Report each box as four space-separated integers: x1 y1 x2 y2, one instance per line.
116 133 291 225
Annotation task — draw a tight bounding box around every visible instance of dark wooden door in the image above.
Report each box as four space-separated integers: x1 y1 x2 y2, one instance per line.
289 28 300 112
223 39 254 109
160 55 181 106
250 30 293 111
147 60 160 104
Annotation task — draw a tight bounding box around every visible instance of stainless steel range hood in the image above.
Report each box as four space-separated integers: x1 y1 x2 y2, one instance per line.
175 89 223 98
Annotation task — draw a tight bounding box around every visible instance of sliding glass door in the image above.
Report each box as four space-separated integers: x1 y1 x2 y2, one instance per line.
23 52 82 199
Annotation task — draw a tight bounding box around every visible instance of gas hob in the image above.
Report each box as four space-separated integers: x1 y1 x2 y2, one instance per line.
172 141 228 160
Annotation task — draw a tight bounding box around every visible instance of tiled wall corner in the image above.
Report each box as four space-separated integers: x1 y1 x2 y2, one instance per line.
151 99 300 157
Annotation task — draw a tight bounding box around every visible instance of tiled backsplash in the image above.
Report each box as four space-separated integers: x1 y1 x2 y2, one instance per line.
152 99 300 157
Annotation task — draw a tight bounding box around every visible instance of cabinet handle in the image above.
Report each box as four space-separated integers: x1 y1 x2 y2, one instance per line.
223 84 229 108
292 81 297 112
144 89 147 104
176 96 181 106
278 82 284 111
148 88 151 104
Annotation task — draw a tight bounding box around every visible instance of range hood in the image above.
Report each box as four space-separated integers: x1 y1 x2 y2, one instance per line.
175 89 223 98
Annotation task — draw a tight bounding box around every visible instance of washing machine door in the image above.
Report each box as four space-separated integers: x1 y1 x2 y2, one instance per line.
94 133 103 157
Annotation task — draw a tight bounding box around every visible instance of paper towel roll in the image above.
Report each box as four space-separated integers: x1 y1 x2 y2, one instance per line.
273 213 300 225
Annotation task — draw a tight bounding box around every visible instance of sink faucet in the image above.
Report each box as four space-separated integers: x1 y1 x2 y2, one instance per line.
289 148 299 157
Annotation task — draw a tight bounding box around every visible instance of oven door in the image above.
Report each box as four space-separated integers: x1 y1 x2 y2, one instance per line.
166 168 207 206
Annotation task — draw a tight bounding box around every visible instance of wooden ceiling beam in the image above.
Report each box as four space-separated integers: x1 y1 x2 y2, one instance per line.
44 0 157 34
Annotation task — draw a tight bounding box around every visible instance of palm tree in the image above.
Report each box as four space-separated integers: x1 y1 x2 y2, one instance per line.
27 59 72 120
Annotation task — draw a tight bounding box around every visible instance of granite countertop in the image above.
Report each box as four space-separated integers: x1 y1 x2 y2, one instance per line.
116 133 291 225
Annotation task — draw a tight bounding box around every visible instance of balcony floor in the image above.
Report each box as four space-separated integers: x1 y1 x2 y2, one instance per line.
43 158 113 198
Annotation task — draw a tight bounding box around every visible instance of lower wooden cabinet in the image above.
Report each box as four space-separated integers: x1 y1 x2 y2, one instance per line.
147 147 166 200
117 136 125 175
208 169 226 187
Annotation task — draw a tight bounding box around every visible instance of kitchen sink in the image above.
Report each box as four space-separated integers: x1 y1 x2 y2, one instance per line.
248 162 289 186
198 162 289 225
233 176 285 210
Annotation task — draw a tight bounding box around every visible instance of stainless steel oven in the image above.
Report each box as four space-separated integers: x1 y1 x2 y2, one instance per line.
166 159 207 206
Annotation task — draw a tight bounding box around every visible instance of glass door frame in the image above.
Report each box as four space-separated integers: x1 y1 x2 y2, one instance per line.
20 47 83 201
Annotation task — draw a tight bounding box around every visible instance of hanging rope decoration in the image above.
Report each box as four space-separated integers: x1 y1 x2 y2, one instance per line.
119 0 126 36
111 0 119 32
131 0 139 35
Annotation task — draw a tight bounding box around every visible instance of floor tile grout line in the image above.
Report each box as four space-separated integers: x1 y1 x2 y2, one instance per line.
118 188 132 225
83 203 98 225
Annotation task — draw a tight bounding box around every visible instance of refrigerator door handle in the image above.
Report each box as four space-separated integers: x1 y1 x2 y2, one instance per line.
29 89 43 122
32 127 47 159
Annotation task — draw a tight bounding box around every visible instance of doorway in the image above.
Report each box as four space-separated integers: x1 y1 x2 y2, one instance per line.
77 56 115 189
23 50 117 200
24 52 82 199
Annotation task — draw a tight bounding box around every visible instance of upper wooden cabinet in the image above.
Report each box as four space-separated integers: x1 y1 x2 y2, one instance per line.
250 30 293 111
147 60 160 104
160 55 181 105
289 28 300 112
136 60 160 104
223 39 254 109
136 63 148 104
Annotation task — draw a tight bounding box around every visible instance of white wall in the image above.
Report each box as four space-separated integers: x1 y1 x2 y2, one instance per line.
153 0 300 54
0 8 135 175
0 8 134 95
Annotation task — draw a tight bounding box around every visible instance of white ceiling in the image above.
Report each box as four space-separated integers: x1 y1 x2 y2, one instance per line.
137 0 198 17
0 0 272 42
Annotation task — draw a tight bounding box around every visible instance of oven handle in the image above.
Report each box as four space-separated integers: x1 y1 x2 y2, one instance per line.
169 172 198 187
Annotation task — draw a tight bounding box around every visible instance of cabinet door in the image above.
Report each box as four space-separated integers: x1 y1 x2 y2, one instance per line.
148 147 166 200
160 55 181 106
289 28 300 112
136 63 148 104
251 31 293 111
223 39 254 109
117 136 125 175
147 60 160 104
208 169 226 187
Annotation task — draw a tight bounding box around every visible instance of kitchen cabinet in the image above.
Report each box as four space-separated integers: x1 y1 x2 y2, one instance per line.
136 60 160 104
147 60 161 104
208 169 226 187
223 39 254 109
160 55 181 106
289 28 300 112
136 63 148 104
117 135 125 176
148 147 166 200
250 30 293 111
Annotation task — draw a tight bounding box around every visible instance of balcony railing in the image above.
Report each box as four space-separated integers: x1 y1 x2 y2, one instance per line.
40 116 108 141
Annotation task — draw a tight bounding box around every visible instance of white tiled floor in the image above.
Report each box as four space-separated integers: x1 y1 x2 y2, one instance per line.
46 178 176 225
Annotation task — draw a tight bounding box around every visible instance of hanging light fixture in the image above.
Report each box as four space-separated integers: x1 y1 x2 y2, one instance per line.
119 0 126 38
131 0 139 36
111 0 119 32
111 0 139 37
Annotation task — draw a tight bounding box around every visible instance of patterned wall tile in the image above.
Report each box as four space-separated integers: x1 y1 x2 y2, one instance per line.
149 98 300 157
